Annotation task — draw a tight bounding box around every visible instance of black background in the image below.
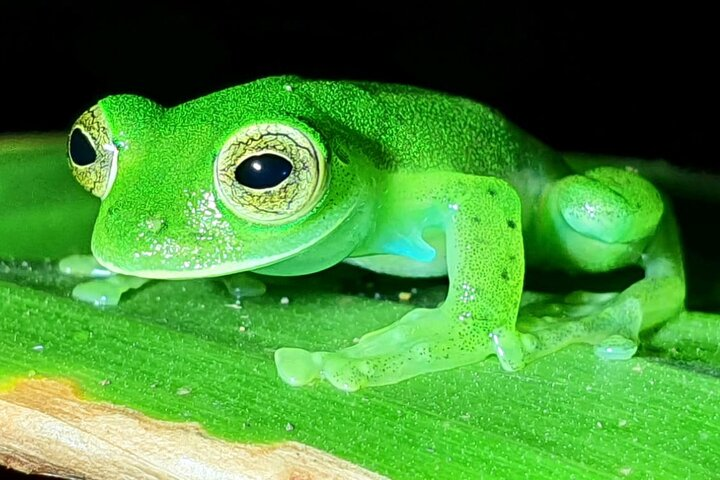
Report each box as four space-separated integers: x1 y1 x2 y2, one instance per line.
0 2 715 478
1 2 716 171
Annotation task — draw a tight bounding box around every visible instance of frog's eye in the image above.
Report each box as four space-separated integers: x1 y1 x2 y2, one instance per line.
67 105 118 199
215 123 328 224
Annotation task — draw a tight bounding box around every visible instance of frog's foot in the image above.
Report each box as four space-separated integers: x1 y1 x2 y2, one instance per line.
519 293 644 364
60 254 149 306
222 272 267 302
71 275 149 306
518 290 620 332
58 254 113 279
275 306 533 392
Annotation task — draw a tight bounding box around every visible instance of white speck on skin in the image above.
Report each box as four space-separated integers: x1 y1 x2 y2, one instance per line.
448 203 460 211
176 386 192 396
280 297 290 305
583 202 597 218
460 282 477 302
284 84 293 92
32 345 44 352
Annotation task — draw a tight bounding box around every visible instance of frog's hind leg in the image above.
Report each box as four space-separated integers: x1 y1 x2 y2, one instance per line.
522 166 686 362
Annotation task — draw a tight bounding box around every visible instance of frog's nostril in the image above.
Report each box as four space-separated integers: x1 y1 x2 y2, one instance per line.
144 218 167 233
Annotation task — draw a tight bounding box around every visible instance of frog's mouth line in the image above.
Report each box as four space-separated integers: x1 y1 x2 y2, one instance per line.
92 201 359 281
94 252 291 280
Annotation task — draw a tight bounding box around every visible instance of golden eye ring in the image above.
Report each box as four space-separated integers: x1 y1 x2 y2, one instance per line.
67 105 118 199
214 123 328 224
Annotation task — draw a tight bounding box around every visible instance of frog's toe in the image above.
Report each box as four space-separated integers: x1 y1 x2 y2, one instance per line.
72 280 123 306
274 348 323 387
594 334 638 360
315 352 376 392
275 347 390 391
490 327 535 371
71 275 149 307
59 254 112 278
222 273 267 301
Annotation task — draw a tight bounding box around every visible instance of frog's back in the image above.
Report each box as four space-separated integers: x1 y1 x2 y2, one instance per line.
189 76 569 183
292 77 570 181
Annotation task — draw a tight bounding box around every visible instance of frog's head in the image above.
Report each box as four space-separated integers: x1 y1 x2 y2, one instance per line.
66 77 376 279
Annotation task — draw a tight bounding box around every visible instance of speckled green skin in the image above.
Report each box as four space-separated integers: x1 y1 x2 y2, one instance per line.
65 76 686 391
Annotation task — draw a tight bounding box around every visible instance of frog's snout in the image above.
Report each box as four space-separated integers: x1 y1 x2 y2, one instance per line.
92 190 251 278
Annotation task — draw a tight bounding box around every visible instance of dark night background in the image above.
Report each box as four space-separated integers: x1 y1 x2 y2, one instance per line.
1 3 716 170
0 2 716 478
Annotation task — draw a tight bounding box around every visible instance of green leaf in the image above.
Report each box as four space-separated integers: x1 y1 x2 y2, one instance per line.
1 134 719 479
0 134 98 260
2 267 720 479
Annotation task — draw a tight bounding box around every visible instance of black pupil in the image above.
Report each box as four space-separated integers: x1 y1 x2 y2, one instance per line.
69 128 97 166
234 154 293 189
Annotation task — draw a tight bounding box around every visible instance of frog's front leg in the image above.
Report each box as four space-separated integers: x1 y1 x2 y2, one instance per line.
275 172 534 391
59 254 149 306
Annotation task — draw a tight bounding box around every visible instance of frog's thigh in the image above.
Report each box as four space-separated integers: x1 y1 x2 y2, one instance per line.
276 173 532 391
523 166 685 361
537 166 665 271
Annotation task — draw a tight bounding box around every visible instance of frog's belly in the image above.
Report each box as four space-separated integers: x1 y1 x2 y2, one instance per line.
344 254 448 277
343 230 448 278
